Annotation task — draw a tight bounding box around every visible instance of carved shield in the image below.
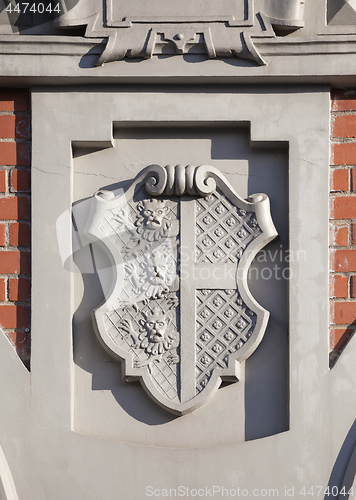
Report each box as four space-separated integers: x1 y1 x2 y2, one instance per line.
85 165 277 415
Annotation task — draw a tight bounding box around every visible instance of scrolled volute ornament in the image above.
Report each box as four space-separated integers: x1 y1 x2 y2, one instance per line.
143 164 167 196
142 164 220 197
193 165 219 196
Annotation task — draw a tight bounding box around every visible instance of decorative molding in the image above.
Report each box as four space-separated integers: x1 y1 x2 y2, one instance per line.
85 165 278 415
3 35 356 86
2 34 356 58
5 1 356 63
85 15 275 66
52 0 307 65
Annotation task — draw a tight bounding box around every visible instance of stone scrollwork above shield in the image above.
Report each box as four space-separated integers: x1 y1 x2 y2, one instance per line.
84 164 278 415
55 0 307 65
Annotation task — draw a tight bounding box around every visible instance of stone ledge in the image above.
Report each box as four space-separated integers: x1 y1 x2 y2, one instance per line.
0 34 355 85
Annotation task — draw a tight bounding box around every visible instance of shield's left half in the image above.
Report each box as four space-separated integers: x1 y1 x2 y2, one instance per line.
87 177 182 412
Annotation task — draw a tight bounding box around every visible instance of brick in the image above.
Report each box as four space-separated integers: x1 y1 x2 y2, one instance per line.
0 116 30 140
0 170 6 192
0 304 30 328
331 249 356 272
9 222 30 247
0 198 17 219
331 168 349 191
353 223 356 245
0 251 30 274
15 116 30 140
0 90 29 112
333 115 356 138
352 276 356 298
16 305 30 328
0 142 31 167
10 169 30 192
330 301 356 325
0 196 30 220
0 224 5 247
0 305 16 328
9 278 30 301
330 196 356 219
353 168 356 192
0 115 15 139
0 142 16 166
330 327 354 351
333 143 356 165
332 90 356 111
330 275 349 298
0 278 5 301
330 224 349 246
16 143 31 166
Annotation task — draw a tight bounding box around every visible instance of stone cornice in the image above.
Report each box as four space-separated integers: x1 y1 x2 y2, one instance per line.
1 34 356 85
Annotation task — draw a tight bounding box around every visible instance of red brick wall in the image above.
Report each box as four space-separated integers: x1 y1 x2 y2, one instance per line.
330 89 356 359
0 89 31 367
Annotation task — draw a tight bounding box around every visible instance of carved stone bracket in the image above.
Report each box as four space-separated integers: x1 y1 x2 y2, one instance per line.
143 164 220 197
94 17 274 66
142 164 267 200
54 0 307 66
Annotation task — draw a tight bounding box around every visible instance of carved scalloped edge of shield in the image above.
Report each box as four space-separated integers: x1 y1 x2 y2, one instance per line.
85 164 278 415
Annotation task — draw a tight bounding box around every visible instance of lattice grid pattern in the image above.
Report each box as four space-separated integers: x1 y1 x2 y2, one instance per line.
195 289 256 394
195 190 261 264
104 293 180 402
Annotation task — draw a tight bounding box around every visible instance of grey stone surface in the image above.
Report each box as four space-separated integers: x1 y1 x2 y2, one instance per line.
0 0 354 498
0 0 356 84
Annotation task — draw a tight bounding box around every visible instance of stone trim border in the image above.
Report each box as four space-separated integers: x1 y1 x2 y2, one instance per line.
2 36 356 84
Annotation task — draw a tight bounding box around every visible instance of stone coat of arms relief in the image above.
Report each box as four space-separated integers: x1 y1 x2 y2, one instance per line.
85 164 278 415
